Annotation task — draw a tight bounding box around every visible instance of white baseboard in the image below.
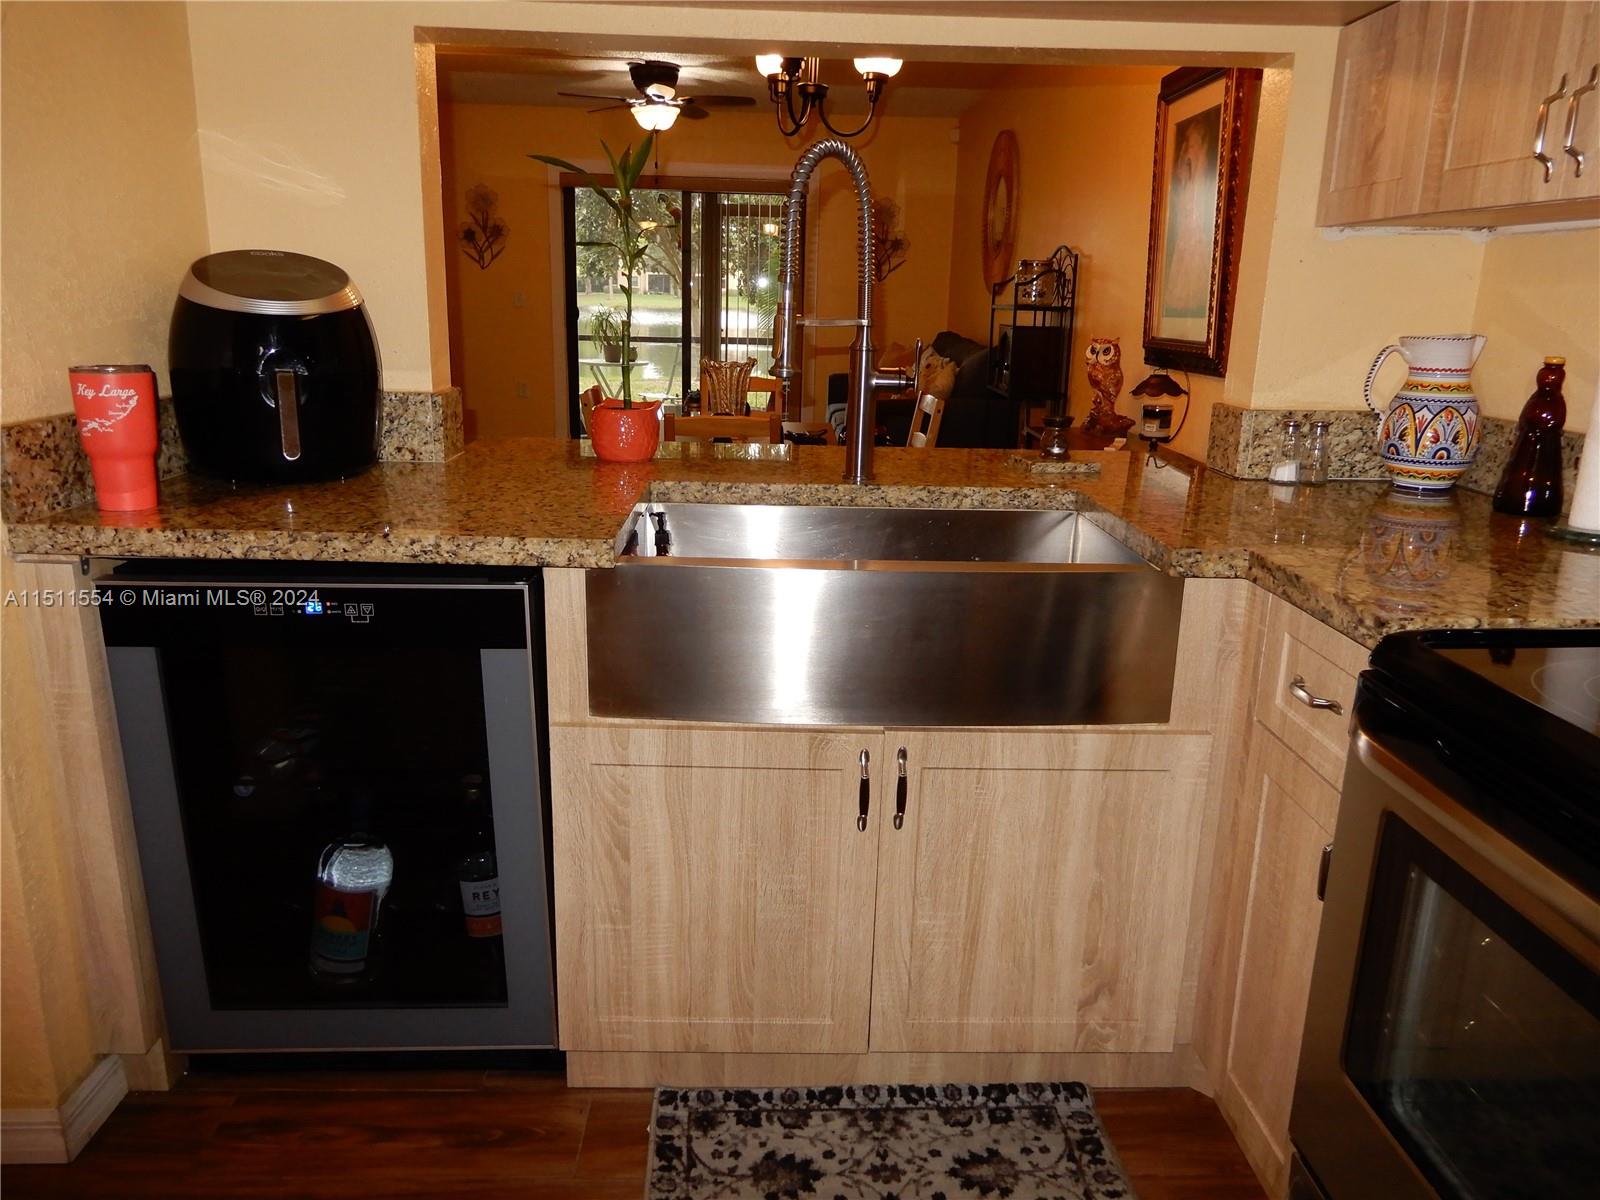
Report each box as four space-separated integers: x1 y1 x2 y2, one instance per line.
1 1055 128 1164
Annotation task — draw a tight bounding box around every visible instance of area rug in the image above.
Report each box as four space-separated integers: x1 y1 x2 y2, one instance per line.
647 1081 1137 1199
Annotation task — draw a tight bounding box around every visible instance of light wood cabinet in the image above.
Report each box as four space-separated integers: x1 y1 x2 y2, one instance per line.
1253 599 1367 792
550 725 880 1053
1318 0 1447 226
1428 1 1600 211
1320 1 1600 225
870 729 1212 1054
1219 727 1340 1197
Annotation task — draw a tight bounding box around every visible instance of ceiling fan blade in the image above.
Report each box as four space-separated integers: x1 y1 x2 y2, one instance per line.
677 104 711 120
681 94 757 107
557 91 632 102
586 103 631 114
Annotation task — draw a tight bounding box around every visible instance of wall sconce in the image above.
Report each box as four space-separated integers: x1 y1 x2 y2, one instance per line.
755 54 902 138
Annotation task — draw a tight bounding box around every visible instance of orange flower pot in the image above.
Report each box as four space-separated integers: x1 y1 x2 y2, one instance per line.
588 399 661 463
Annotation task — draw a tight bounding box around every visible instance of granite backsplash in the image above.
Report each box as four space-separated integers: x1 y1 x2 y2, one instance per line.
1205 400 1584 506
2 388 463 522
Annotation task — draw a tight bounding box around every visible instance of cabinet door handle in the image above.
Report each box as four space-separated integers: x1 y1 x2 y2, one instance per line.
893 746 908 830
1317 842 1333 902
1289 674 1343 715
1534 73 1569 182
857 749 870 831
1563 65 1599 177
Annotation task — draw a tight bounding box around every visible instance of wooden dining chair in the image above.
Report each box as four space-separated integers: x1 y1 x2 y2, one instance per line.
906 392 946 449
578 384 605 434
663 411 783 444
745 375 781 413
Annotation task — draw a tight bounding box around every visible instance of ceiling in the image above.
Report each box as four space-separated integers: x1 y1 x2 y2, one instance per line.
435 1 1393 115
436 50 1018 117
589 1 1391 25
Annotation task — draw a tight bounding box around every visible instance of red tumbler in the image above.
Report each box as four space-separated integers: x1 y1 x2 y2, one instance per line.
69 365 159 510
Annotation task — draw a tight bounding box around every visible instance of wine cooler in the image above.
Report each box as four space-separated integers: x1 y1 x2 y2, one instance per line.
96 560 555 1052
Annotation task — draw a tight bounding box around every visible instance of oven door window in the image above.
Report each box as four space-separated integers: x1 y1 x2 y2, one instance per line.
162 641 509 1010
1344 816 1600 1200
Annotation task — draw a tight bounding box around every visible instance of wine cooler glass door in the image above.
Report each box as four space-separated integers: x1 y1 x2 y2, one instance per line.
104 579 554 1051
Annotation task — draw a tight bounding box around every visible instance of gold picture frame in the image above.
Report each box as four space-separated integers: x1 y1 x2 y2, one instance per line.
1142 67 1260 377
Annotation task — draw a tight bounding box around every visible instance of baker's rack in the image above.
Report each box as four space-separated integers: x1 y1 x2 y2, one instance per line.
987 244 1078 445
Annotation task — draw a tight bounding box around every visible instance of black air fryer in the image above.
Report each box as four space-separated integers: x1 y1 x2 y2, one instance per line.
170 250 380 482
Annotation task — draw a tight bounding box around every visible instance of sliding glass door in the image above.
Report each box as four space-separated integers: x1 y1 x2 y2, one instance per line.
562 179 790 433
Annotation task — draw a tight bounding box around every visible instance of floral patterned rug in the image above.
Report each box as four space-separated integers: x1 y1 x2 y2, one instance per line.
647 1081 1137 1199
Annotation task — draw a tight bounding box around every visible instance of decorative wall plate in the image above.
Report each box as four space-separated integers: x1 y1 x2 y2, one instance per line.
982 130 1019 291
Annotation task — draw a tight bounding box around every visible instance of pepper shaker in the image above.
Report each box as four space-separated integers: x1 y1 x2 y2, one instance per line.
1305 420 1331 485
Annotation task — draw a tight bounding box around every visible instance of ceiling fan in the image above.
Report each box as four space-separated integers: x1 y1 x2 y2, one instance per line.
558 60 755 130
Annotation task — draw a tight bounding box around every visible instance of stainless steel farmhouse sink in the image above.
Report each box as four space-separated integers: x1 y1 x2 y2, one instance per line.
585 503 1184 726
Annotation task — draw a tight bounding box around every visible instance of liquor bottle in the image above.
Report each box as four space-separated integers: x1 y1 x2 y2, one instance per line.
1493 357 1567 518
456 775 502 940
309 793 393 984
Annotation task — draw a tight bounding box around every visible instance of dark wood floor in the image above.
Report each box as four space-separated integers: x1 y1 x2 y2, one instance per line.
2 1069 1266 1199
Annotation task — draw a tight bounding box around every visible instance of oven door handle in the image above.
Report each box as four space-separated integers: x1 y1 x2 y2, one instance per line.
1354 728 1599 952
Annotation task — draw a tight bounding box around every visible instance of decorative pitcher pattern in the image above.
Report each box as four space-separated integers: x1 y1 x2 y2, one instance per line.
1363 334 1485 490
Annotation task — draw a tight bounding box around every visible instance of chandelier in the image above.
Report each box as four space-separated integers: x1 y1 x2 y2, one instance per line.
755 55 903 138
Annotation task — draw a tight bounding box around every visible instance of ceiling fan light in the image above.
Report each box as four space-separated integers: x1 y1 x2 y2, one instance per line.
853 56 902 79
632 103 680 132
755 54 786 78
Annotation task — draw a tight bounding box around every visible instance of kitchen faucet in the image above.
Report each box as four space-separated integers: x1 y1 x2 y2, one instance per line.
772 137 919 483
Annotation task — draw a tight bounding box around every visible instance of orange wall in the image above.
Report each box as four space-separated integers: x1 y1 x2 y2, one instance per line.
947 66 1180 438
441 103 959 438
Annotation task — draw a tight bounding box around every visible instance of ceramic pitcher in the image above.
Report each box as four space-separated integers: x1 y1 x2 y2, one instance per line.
1363 334 1485 489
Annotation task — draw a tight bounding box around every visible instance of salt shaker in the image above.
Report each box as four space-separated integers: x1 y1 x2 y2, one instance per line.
1269 419 1303 484
1305 420 1331 485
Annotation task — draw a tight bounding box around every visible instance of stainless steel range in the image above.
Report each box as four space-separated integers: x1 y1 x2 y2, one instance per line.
1291 629 1600 1200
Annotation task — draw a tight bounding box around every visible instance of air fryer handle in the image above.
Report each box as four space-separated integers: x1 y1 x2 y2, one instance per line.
274 369 302 462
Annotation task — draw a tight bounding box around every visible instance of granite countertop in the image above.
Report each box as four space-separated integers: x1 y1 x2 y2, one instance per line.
7 437 1598 648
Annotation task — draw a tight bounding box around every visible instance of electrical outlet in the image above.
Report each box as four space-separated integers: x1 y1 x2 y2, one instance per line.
512 291 526 308
515 381 529 399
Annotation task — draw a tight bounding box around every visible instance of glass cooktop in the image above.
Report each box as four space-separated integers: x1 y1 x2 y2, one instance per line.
1436 644 1600 737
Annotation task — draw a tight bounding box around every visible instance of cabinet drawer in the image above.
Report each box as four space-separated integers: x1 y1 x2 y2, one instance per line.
1254 602 1368 789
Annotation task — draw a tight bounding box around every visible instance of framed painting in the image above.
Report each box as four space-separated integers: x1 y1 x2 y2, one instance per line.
1142 66 1260 377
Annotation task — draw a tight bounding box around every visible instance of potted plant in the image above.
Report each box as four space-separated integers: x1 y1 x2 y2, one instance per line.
532 134 660 462
586 306 628 363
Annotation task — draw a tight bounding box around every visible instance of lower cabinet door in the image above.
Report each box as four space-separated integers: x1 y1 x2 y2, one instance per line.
871 729 1212 1053
551 725 880 1053
1221 726 1340 1195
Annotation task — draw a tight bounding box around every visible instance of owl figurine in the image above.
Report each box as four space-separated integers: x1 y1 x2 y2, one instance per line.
1083 337 1133 437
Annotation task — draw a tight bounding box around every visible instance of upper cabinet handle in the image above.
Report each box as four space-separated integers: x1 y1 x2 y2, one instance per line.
857 749 871 832
1563 65 1599 178
1534 73 1570 182
1289 674 1343 715
893 746 908 831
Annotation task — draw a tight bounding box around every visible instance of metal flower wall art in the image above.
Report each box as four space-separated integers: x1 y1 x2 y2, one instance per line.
459 185 508 270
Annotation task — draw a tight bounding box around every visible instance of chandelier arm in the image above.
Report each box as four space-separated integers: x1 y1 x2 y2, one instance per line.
815 93 879 139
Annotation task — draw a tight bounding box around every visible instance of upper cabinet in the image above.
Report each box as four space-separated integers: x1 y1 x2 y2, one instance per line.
1319 1 1600 226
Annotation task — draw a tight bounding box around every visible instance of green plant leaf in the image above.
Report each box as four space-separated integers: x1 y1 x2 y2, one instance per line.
528 153 621 217
624 134 655 188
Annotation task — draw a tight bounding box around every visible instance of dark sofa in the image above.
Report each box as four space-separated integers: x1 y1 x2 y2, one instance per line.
829 331 1019 449
927 331 1017 449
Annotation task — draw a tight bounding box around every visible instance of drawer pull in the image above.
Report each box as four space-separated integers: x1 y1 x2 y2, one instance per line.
1563 64 1599 177
1289 674 1343 715
1534 73 1569 182
857 749 870 832
893 746 908 830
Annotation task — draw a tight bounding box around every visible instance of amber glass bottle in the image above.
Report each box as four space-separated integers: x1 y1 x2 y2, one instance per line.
1493 357 1567 518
